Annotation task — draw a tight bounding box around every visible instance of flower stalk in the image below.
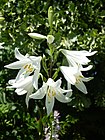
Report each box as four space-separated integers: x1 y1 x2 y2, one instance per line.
48 6 53 31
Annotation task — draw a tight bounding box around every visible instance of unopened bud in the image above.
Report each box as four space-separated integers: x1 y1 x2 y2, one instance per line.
47 35 54 44
48 6 53 29
28 33 47 40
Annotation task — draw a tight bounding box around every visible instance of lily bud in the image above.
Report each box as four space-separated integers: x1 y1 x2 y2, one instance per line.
47 35 54 44
28 33 47 40
48 6 53 29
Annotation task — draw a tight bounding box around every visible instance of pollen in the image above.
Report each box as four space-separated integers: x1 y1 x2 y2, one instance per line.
24 64 28 69
52 90 56 96
24 64 34 73
48 87 56 98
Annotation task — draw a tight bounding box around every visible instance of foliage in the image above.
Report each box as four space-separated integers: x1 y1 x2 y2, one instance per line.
0 0 105 139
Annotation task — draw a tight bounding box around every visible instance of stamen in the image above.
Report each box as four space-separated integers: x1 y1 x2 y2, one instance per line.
24 64 28 69
52 90 56 96
23 64 34 73
75 75 84 84
47 87 56 98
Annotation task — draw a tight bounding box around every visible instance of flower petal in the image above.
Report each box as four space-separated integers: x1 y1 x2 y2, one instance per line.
15 48 26 60
47 78 61 88
53 79 62 88
15 68 27 81
25 88 33 108
32 69 39 90
66 82 73 97
82 77 93 82
60 66 76 85
29 85 47 99
46 94 55 115
11 76 33 89
61 49 96 66
75 81 88 94
4 60 28 69
80 65 93 71
55 92 71 103
15 88 27 95
66 54 90 66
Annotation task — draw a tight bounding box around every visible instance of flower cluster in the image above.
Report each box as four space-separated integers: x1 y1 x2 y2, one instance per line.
5 48 42 107
4 7 97 116
4 44 96 115
60 49 97 94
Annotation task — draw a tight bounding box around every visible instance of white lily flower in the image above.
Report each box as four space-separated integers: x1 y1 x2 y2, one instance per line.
29 78 72 115
61 49 97 67
60 66 93 94
28 33 54 44
4 48 41 89
8 76 34 108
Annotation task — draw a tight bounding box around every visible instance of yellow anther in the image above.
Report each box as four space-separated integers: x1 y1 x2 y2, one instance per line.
47 87 56 98
52 90 56 96
23 64 34 73
24 64 28 69
28 64 31 69
29 68 33 72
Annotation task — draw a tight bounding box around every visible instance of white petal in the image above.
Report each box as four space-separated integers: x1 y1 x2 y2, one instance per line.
12 76 33 89
82 50 97 56
66 82 73 97
15 68 26 81
32 69 39 90
29 85 47 99
53 79 62 88
75 81 88 94
61 49 97 57
15 88 27 95
66 54 90 65
29 56 41 67
47 78 61 88
61 49 95 65
80 65 93 71
60 66 76 85
25 93 30 108
4 60 28 69
28 33 47 40
55 92 71 103
25 89 33 108
82 77 93 82
46 94 55 115
15 48 26 60
57 87 72 94
47 79 55 88
8 79 16 85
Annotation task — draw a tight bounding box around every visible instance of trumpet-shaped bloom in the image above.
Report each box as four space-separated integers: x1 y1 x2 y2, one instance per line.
30 78 72 115
8 76 34 107
28 33 54 44
60 66 93 94
4 48 41 89
61 49 97 67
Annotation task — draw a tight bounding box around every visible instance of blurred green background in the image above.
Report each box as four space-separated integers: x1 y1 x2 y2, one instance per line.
0 0 105 139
